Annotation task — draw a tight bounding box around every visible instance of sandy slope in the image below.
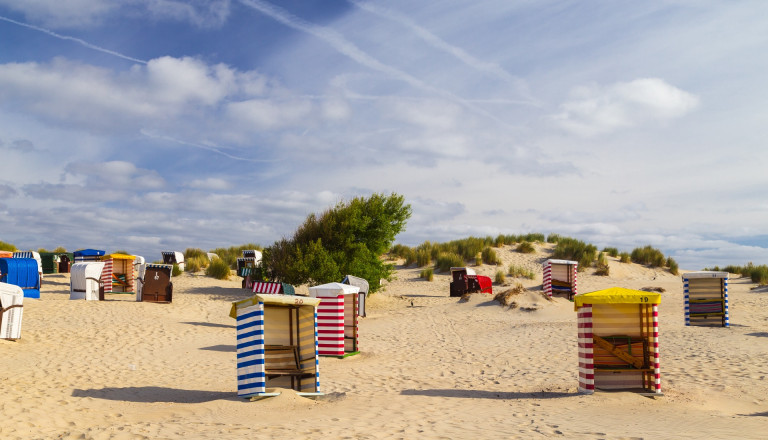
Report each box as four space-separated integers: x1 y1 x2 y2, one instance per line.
0 244 767 439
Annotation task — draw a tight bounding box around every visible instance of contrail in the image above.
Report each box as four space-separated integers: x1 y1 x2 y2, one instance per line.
238 0 515 127
140 130 280 163
349 0 538 105
0 15 147 64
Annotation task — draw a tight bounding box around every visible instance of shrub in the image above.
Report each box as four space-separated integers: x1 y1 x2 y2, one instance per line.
619 252 631 263
631 245 666 267
435 252 465 272
546 233 562 243
594 253 610 276
38 248 49 253
185 258 201 273
494 270 506 284
597 252 608 266
184 248 207 261
552 237 597 271
508 265 536 280
420 268 434 281
667 257 679 275
171 263 182 277
603 247 619 258
206 257 231 280
390 244 413 260
475 252 483 266
186 255 209 273
516 241 535 254
415 249 431 267
53 246 67 253
0 240 17 252
482 247 501 265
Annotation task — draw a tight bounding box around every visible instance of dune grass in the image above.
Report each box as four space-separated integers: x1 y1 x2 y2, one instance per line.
494 270 506 284
206 257 231 280
508 264 536 280
419 268 434 281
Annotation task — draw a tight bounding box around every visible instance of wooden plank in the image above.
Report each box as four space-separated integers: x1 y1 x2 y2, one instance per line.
593 335 644 369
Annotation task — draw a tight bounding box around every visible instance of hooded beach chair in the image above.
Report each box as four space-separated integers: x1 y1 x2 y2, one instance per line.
0 282 24 340
70 262 106 301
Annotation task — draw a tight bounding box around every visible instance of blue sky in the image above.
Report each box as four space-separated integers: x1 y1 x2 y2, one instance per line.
1 0 766 270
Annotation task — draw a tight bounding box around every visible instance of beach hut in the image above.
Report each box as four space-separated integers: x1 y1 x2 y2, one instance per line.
229 294 322 398
252 281 295 295
309 282 360 358
138 264 173 303
13 251 42 285
683 271 729 327
207 252 219 261
100 253 136 294
161 251 185 271
74 249 105 262
0 258 41 299
40 252 60 275
574 287 661 395
70 262 106 301
0 282 24 340
543 259 578 300
342 275 369 317
449 267 493 297
58 253 73 273
238 251 263 289
0 251 12 258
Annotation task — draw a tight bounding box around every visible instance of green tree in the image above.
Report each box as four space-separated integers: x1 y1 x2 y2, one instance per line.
263 193 411 292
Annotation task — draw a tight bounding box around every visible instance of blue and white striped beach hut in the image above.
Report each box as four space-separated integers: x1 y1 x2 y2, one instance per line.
683 271 729 327
229 294 322 399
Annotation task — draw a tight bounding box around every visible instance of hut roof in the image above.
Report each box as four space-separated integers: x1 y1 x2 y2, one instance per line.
574 287 661 310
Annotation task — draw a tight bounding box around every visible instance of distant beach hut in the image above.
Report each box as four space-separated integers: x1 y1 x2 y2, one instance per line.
206 252 219 261
13 251 42 285
683 271 729 327
0 258 41 299
252 281 295 295
70 262 106 301
543 259 578 300
449 267 493 297
137 264 173 303
161 251 185 271
100 253 136 294
342 275 369 317
574 288 661 395
0 251 12 258
309 282 360 358
40 252 60 274
74 249 105 263
58 253 73 273
0 282 24 340
238 251 263 289
229 294 322 398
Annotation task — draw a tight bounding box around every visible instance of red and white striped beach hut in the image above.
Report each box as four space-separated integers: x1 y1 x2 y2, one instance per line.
543 259 578 299
308 282 360 358
100 253 136 294
574 287 661 395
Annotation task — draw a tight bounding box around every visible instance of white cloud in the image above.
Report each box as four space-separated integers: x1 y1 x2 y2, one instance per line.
553 78 700 136
187 177 230 190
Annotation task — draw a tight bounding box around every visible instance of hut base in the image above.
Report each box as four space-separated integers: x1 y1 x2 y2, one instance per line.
320 350 360 359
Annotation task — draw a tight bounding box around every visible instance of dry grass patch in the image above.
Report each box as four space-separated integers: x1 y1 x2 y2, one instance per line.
493 282 526 308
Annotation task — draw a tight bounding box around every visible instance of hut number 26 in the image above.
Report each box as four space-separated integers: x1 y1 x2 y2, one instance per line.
294 298 304 305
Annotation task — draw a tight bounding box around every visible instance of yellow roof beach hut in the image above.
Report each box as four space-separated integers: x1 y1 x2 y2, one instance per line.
574 288 661 395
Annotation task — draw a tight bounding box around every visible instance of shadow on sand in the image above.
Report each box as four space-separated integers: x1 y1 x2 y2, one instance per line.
72 386 236 403
400 389 572 400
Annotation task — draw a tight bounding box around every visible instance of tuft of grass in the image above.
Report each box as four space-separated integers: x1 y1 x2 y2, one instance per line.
494 282 526 307
186 255 209 272
619 252 631 263
482 247 502 265
494 270 506 284
508 264 536 280
419 268 434 281
415 249 431 267
552 237 597 271
516 241 535 254
171 263 182 277
53 246 67 253
0 240 17 252
206 257 231 280
603 247 619 258
435 252 465 272
631 245 667 268
667 257 679 275
37 248 49 253
475 252 483 266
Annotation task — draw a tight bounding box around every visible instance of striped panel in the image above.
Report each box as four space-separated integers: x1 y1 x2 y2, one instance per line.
577 305 594 393
252 282 282 294
572 263 578 296
652 304 661 393
317 295 345 356
101 259 113 293
299 306 319 392
544 261 577 298
542 262 552 297
236 304 266 397
684 276 728 327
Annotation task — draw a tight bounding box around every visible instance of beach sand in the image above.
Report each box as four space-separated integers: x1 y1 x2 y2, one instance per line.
1 243 767 439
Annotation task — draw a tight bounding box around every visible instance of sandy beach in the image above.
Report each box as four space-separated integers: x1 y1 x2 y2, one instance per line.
1 243 767 439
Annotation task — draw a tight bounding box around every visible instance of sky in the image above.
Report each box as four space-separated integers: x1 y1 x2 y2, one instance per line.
0 0 767 270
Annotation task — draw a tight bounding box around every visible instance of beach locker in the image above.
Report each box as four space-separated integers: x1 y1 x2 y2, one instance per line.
342 275 369 317
683 271 728 327
70 262 105 301
139 264 173 303
574 288 661 395
40 253 60 274
252 281 294 295
100 253 136 294
74 249 105 262
0 258 41 299
0 282 24 340
543 259 578 300
230 294 322 398
161 251 185 271
309 282 360 358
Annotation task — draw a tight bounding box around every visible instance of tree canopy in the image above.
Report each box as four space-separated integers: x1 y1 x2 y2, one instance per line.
262 193 411 292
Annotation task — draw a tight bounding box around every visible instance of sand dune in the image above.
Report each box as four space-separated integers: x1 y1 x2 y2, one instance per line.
0 245 767 439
